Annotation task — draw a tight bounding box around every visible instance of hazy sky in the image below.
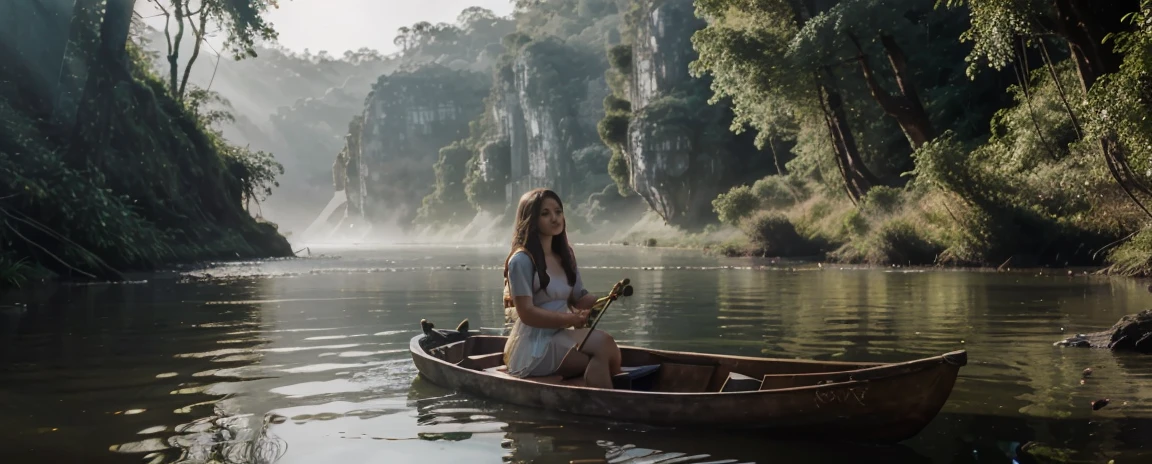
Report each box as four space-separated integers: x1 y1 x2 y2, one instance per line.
139 0 515 56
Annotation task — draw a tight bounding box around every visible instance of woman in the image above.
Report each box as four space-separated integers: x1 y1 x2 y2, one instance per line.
502 188 623 388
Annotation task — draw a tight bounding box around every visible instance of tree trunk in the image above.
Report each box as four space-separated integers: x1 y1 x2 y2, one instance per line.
99 0 135 63
1051 0 1134 94
879 34 934 147
65 0 137 168
167 1 186 96
846 32 934 149
817 69 878 203
53 0 103 128
178 8 208 99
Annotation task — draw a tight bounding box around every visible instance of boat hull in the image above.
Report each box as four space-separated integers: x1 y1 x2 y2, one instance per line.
410 335 965 443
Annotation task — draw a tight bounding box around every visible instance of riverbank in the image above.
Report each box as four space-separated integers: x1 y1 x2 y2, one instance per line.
1 25 293 289
609 179 1144 278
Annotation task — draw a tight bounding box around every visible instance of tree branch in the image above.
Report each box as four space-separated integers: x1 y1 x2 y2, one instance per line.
3 219 98 280
179 1 208 99
846 31 898 109
153 0 173 73
1013 36 1059 161
168 0 187 95
879 34 921 108
1039 37 1084 139
0 208 125 279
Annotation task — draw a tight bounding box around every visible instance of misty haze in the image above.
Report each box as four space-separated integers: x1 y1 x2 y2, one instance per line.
4 1 1152 463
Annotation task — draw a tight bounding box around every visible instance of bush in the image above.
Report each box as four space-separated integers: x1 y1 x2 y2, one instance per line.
1106 227 1152 277
741 212 816 256
608 149 631 196
866 219 942 265
608 44 632 74
843 209 869 238
713 185 760 225
751 175 808 209
604 94 631 114
831 218 942 265
598 112 631 147
861 186 901 213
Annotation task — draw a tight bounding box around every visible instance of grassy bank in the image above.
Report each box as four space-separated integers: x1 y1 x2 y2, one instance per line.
612 166 1140 275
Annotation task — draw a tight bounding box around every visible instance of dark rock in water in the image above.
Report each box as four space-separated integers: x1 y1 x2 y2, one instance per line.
418 318 470 351
1054 309 1152 353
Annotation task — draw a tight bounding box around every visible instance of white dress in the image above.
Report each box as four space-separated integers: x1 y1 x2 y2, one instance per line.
503 251 587 377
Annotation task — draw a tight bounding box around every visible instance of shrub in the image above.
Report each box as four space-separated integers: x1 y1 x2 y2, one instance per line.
608 149 631 196
861 186 902 214
751 175 809 209
843 209 869 238
866 219 942 265
713 185 760 225
1106 227 1152 277
741 212 816 256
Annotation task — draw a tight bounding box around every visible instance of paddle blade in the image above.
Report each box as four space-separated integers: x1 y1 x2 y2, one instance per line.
621 285 634 297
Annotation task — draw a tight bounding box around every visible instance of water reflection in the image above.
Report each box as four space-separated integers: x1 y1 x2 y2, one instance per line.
2 245 1152 463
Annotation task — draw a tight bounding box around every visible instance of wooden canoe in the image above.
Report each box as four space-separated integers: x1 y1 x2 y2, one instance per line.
409 332 967 443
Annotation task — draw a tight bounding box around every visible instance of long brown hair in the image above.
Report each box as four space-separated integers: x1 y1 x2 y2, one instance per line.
503 189 577 297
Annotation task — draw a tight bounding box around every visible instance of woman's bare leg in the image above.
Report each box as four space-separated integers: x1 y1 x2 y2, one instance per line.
555 348 590 378
579 330 623 388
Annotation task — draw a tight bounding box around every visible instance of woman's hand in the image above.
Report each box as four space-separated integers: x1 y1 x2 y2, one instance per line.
568 309 590 328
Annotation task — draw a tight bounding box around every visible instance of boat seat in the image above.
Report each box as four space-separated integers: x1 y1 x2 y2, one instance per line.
463 352 505 370
613 364 661 391
720 372 763 392
484 365 565 384
481 364 661 389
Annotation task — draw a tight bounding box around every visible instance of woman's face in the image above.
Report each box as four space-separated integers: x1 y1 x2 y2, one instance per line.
536 197 565 237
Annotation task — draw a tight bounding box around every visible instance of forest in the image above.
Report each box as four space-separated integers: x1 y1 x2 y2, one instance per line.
4 0 1152 288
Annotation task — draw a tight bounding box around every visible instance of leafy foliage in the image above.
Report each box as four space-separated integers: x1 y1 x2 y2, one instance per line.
741 211 818 256
0 21 291 286
417 142 477 226
751 175 809 209
712 186 760 226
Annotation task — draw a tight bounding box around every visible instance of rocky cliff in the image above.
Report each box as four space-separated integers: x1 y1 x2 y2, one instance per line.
617 0 773 228
343 65 489 230
474 37 610 210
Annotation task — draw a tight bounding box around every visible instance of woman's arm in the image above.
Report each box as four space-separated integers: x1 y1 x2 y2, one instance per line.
571 290 599 310
514 295 587 328
568 258 599 310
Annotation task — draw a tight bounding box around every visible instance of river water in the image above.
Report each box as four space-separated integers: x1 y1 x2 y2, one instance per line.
1 244 1151 463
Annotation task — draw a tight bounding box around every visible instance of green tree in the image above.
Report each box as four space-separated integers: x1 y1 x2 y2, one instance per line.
417 142 478 226
692 0 882 203
941 0 1151 217
148 0 279 99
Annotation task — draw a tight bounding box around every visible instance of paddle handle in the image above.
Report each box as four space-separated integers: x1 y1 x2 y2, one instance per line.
576 278 628 351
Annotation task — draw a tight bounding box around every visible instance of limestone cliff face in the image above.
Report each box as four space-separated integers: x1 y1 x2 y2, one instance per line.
339 116 364 217
625 0 732 227
348 65 488 228
478 38 607 208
